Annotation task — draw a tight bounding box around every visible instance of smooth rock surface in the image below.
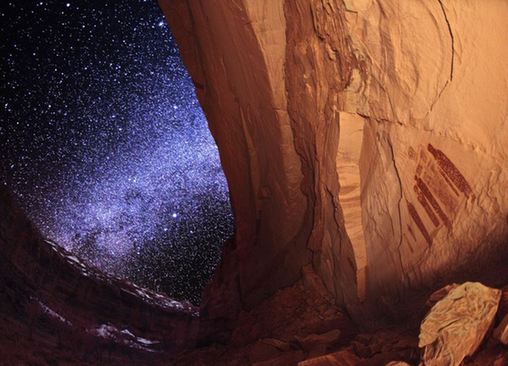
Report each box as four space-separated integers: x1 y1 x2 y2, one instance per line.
494 313 508 345
295 329 342 353
419 282 501 366
0 187 198 364
2 1 508 364
297 349 361 366
160 0 508 328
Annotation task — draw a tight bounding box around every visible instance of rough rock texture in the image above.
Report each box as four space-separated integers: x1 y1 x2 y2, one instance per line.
173 326 421 366
494 313 508 345
297 351 361 366
160 0 508 332
2 1 508 364
2 196 507 366
419 282 501 366
0 188 198 364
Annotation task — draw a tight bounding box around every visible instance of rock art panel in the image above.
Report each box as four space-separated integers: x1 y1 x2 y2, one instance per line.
161 0 508 324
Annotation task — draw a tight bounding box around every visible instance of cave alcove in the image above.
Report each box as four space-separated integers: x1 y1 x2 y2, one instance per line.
2 0 508 365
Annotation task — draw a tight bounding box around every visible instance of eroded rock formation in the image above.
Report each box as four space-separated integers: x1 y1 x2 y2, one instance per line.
0 188 198 364
160 0 508 329
419 282 501 365
2 1 508 365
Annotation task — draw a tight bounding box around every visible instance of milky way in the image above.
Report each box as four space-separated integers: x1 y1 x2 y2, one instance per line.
0 0 233 304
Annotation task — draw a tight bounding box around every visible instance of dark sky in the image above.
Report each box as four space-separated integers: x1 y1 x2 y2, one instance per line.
0 0 233 305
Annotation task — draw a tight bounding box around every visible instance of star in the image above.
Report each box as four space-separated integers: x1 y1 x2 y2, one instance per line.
0 0 233 305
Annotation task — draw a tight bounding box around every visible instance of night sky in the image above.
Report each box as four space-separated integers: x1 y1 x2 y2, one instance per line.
0 0 233 305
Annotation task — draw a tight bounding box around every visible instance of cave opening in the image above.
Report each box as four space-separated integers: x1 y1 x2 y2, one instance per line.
0 0 233 305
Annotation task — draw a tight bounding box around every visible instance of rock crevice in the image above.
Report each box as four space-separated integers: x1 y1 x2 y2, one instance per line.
160 0 508 329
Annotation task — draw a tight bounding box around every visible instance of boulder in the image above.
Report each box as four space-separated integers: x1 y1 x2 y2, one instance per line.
493 313 508 345
419 282 501 365
295 329 342 353
297 348 361 366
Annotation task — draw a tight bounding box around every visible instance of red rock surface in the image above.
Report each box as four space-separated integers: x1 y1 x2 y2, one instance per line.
160 0 508 329
0 187 198 364
2 1 508 364
419 282 501 365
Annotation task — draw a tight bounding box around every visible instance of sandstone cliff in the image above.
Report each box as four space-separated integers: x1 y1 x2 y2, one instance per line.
1 1 508 364
160 0 508 328
0 188 198 364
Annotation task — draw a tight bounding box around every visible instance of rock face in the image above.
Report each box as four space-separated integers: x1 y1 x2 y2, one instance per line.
419 282 501 366
0 188 198 364
2 1 508 364
494 314 508 345
160 0 508 328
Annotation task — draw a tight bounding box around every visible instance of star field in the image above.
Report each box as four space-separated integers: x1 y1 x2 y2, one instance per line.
0 0 233 305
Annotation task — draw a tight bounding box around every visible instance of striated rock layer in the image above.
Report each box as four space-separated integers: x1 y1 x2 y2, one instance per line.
160 0 508 331
0 188 198 364
1 1 508 364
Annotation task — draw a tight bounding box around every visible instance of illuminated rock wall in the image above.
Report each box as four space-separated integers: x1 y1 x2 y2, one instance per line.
160 0 508 324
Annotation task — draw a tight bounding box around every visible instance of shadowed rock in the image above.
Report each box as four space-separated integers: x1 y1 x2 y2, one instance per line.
419 282 501 366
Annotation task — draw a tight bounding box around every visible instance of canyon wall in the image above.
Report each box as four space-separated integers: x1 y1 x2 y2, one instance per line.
160 0 508 325
0 187 197 363
1 1 508 363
